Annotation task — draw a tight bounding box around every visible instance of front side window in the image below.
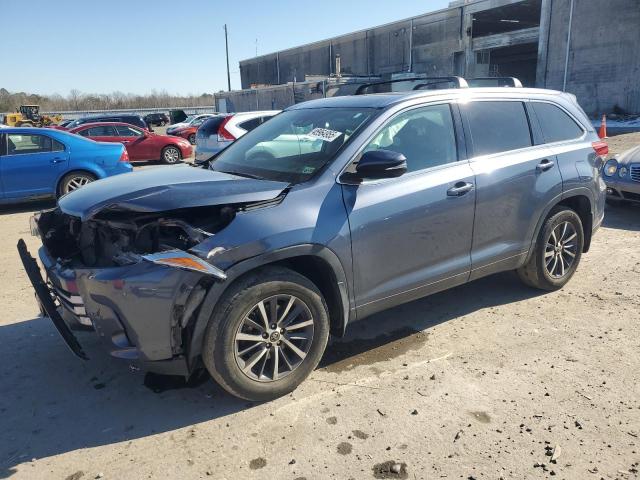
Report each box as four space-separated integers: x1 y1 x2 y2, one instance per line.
7 134 52 155
86 126 117 137
212 107 375 184
361 103 458 173
531 102 584 143
465 101 532 157
115 125 143 137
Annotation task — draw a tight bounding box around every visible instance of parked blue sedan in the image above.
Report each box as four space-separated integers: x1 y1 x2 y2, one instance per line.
0 127 132 204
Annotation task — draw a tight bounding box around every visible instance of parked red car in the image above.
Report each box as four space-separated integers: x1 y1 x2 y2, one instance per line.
70 122 192 164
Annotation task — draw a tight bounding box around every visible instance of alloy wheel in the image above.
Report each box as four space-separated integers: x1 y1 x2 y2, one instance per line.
545 221 578 279
234 295 315 382
63 175 93 194
164 147 180 163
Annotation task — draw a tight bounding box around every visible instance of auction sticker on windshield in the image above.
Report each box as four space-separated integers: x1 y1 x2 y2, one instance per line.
307 128 343 142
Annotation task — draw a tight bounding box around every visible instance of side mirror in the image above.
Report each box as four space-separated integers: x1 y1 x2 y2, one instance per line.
354 149 407 180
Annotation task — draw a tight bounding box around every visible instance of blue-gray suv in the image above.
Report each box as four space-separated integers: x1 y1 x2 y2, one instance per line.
20 87 607 401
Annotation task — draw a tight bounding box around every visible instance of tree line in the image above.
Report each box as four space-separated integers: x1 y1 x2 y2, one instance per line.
0 88 216 113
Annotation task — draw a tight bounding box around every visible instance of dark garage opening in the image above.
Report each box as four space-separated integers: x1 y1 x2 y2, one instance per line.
482 43 539 87
472 0 542 37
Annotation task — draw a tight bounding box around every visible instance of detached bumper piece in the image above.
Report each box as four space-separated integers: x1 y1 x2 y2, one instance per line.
17 239 88 360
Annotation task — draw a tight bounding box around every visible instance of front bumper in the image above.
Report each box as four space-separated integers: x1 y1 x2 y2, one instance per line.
604 173 640 203
19 241 206 376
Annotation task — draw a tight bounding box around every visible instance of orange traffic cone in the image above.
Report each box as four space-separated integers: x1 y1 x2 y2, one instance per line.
599 114 608 139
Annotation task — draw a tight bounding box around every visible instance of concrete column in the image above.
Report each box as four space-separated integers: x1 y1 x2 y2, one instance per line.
536 0 552 87
461 6 474 77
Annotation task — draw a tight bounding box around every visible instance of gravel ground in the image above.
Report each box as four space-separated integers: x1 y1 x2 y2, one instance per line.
0 134 638 480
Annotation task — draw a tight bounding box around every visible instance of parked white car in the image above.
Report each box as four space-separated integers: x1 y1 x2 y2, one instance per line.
194 110 280 163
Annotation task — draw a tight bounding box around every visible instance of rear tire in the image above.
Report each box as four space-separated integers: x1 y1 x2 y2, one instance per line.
517 206 584 291
202 266 330 401
188 133 196 145
59 171 97 197
161 145 182 164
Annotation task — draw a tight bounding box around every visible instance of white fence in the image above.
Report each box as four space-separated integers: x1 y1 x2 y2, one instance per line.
1 106 217 120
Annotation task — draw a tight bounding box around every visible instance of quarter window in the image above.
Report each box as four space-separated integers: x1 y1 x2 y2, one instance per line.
465 101 532 156
362 103 458 173
531 102 584 143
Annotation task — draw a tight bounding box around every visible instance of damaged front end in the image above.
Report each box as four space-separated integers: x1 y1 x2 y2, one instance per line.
37 205 233 275
20 169 289 375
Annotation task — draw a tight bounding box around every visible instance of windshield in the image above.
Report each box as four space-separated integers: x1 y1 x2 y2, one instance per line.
183 115 196 124
211 107 375 184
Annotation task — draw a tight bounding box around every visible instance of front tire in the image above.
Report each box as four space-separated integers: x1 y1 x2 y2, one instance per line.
161 145 182 164
202 267 330 401
517 206 584 291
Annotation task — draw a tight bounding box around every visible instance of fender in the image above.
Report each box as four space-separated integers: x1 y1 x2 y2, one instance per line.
186 244 352 368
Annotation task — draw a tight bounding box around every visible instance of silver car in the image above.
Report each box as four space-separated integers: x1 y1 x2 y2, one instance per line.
604 145 640 205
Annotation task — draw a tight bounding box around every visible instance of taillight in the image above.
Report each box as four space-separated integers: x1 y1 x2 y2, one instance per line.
217 115 236 142
592 141 609 157
119 148 130 162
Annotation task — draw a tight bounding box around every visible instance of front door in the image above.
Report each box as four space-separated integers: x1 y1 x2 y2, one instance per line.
113 125 151 161
0 133 69 199
343 103 476 318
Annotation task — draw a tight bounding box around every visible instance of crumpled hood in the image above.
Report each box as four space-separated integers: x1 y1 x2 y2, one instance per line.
617 145 640 166
59 165 289 220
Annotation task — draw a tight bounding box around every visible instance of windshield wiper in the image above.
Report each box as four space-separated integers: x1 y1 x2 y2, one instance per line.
216 169 264 180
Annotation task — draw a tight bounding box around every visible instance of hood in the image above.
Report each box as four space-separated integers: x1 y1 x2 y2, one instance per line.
168 123 188 131
617 145 640 166
58 165 289 220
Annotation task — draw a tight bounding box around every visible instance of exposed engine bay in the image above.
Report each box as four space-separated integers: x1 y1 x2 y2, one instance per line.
37 205 236 267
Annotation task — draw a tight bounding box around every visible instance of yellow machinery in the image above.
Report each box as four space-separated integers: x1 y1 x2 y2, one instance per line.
3 105 63 127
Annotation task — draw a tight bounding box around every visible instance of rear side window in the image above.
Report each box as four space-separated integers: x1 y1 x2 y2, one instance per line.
531 102 584 143
7 134 52 154
198 116 226 136
53 139 65 151
238 117 262 132
465 101 532 156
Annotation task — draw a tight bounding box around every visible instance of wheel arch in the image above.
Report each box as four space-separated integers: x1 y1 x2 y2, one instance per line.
56 168 101 197
186 245 351 368
527 190 595 262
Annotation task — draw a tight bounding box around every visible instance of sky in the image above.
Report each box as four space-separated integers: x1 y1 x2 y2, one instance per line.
0 0 450 96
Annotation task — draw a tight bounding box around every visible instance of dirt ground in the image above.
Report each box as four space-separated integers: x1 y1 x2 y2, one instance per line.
0 134 639 480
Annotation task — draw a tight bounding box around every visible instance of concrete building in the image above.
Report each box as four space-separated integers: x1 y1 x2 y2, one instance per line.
237 0 640 115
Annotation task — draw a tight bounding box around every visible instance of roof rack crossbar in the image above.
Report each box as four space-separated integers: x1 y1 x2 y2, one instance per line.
467 77 523 88
354 76 469 95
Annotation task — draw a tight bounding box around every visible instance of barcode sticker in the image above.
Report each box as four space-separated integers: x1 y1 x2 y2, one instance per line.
307 128 343 142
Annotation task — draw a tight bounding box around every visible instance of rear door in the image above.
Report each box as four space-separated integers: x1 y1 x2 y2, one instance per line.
460 100 563 280
344 103 476 317
0 133 69 198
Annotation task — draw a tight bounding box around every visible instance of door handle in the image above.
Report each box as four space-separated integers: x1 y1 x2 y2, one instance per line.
447 181 474 197
50 158 65 164
537 159 555 172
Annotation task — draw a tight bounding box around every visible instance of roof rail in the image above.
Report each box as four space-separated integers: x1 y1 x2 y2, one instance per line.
354 76 469 95
467 77 523 88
